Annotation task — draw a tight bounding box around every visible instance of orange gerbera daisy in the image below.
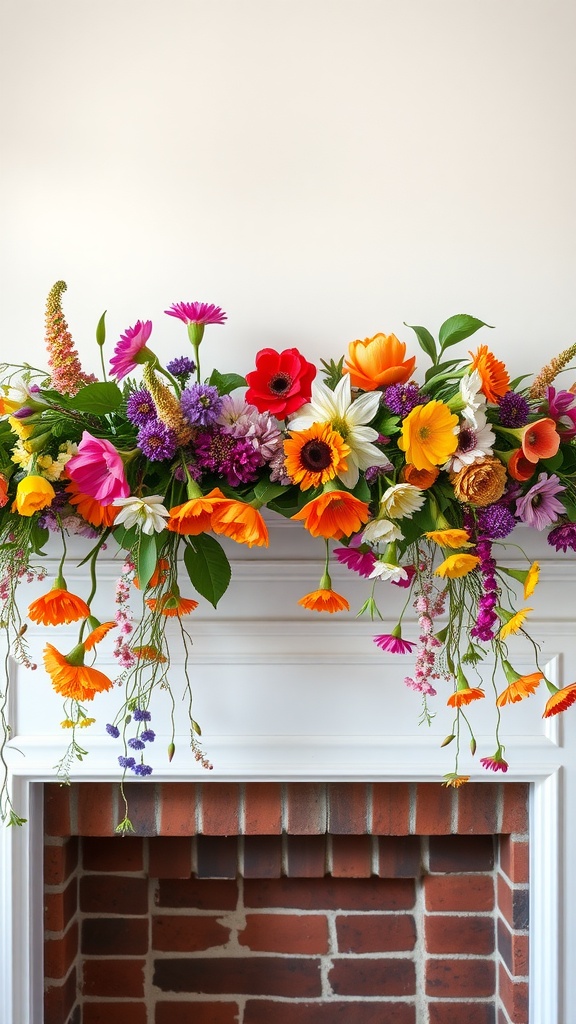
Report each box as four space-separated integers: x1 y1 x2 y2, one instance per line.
133 557 171 590
83 621 116 651
43 643 114 701
65 480 120 528
167 487 227 535
447 687 485 708
28 584 90 626
496 673 542 707
543 681 576 717
132 645 168 663
284 422 350 490
146 588 199 617
298 588 350 613
210 500 269 548
291 490 370 541
470 345 510 402
401 464 439 489
397 401 459 472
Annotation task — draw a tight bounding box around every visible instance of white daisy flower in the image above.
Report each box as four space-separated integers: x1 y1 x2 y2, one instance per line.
459 369 486 428
380 483 426 520
113 495 170 534
362 518 404 545
443 410 495 473
288 375 389 488
369 561 409 584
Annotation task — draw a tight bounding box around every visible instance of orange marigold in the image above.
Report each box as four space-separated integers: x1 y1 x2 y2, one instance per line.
298 588 350 613
210 500 269 548
291 490 370 541
401 464 439 489
66 480 120 527
43 644 114 701
146 590 199 617
167 487 227 535
543 682 576 718
83 621 116 651
470 345 510 402
28 587 90 626
447 687 485 708
496 672 543 707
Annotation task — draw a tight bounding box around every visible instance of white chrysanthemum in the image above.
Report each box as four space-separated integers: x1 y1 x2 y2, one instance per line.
362 518 404 545
369 561 409 583
113 494 170 534
459 369 486 428
380 483 425 520
288 375 389 488
443 410 495 473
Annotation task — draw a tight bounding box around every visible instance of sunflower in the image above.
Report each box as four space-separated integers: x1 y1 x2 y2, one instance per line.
284 422 350 490
397 401 459 472
470 345 510 402
291 490 370 541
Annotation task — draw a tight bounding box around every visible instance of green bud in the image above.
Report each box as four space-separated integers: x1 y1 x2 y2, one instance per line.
167 742 175 762
470 737 477 756
96 310 107 347
441 734 456 748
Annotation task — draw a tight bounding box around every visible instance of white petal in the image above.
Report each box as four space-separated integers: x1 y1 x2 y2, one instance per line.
346 390 382 426
337 462 360 488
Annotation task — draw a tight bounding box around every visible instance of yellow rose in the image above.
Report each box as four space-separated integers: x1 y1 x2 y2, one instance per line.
11 475 55 516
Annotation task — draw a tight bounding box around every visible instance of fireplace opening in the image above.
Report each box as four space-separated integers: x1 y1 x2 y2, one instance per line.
44 782 529 1024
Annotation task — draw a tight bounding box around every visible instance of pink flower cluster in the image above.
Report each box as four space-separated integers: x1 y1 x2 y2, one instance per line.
404 566 449 696
113 559 136 670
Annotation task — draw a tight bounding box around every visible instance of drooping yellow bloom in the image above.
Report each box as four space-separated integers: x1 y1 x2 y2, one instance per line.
425 529 471 549
499 607 533 640
398 401 459 472
435 553 480 579
524 562 540 599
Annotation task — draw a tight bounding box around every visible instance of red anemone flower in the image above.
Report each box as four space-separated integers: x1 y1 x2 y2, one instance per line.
245 347 316 418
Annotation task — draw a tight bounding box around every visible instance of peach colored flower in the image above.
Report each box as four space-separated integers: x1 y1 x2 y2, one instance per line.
344 333 416 391
292 490 370 541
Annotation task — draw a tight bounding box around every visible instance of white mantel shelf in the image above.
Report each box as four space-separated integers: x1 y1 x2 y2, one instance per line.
1 522 575 1022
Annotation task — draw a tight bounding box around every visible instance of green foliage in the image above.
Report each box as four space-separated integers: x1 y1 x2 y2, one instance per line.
184 534 231 608
208 369 246 395
67 381 123 414
320 356 345 389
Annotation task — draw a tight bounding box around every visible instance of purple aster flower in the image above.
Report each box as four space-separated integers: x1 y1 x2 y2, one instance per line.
166 356 196 379
132 763 153 776
384 383 427 417
128 737 146 750
364 461 394 484
140 729 156 743
548 521 576 553
137 418 178 461
545 385 576 439
118 756 136 769
181 384 223 427
498 391 530 428
133 708 152 722
476 504 517 539
195 431 261 486
126 388 156 426
333 539 377 578
374 633 415 654
165 301 227 326
515 472 566 531
106 724 120 739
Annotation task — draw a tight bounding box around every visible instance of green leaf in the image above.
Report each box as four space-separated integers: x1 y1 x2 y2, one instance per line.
253 479 290 505
438 314 493 351
135 531 159 591
68 381 123 414
113 524 139 550
404 323 437 363
542 452 563 472
208 369 246 395
96 310 106 348
423 358 465 385
184 534 231 608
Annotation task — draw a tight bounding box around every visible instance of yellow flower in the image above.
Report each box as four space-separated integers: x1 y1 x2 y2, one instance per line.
284 421 350 490
524 562 540 599
435 553 480 579
442 774 470 789
425 529 471 549
12 475 55 516
499 607 533 640
398 401 459 472
79 717 96 728
8 416 33 440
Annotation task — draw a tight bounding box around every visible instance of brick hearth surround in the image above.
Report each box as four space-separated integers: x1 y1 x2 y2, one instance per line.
44 780 529 1024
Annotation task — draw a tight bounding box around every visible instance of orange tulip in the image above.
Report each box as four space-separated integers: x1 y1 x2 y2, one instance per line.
344 333 416 391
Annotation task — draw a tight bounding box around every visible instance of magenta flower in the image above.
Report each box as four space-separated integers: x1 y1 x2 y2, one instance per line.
515 472 566 531
545 385 576 439
480 748 509 773
66 432 130 505
334 537 377 578
109 320 153 380
391 564 416 589
374 632 415 654
165 302 227 326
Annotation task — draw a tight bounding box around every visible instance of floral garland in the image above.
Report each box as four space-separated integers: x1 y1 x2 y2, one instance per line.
1 281 576 830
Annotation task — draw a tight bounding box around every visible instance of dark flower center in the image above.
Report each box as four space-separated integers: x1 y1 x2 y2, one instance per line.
269 372 293 395
300 439 333 472
458 427 477 453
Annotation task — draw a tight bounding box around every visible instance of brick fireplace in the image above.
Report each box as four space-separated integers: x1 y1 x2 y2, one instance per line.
44 781 529 1024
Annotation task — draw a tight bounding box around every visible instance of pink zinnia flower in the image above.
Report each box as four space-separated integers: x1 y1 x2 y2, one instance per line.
109 320 153 380
480 748 509 773
66 432 130 506
334 535 377 578
374 631 415 654
165 302 227 326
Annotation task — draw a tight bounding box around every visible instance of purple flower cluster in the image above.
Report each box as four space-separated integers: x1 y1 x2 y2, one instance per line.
195 431 261 487
476 503 516 540
384 383 426 417
181 383 223 427
548 521 576 553
166 356 196 380
497 391 530 427
137 418 178 461
126 388 156 426
109 708 154 776
470 538 499 642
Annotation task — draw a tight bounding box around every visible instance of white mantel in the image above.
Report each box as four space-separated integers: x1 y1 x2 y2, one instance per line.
1 520 575 1022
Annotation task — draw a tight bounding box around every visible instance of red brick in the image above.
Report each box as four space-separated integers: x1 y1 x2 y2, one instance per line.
497 874 529 930
424 874 494 912
158 782 197 835
329 957 415 996
156 1004 239 1024
200 783 240 835
45 878 77 933
372 783 411 835
331 835 372 877
148 836 192 878
44 784 72 836
243 835 283 878
425 957 495 997
153 956 321 996
425 914 494 954
196 835 238 878
244 1002 416 1024
83 1004 147 1024
121 782 157 835
429 1004 495 1024
152 913 231 951
415 783 453 834
244 782 282 834
77 783 116 835
82 958 145 997
429 834 494 872
239 912 328 954
327 782 369 833
44 921 79 979
286 782 327 833
378 836 421 877
498 918 529 977
80 874 148 915
336 913 416 952
244 876 415 911
501 783 529 835
81 917 149 956
44 837 78 885
82 836 144 872
499 835 529 884
44 968 77 1024
156 877 238 909
499 962 529 1022
457 782 500 833
286 835 327 877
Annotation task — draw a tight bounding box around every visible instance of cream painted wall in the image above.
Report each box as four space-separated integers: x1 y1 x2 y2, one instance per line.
1 0 575 380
